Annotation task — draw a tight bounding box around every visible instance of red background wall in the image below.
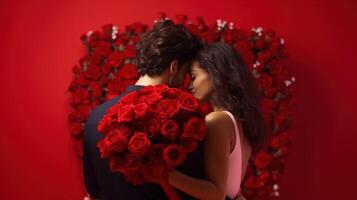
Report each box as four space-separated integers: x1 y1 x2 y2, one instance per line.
0 0 356 199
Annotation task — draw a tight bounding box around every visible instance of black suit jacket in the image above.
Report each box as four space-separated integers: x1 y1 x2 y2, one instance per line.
83 85 206 200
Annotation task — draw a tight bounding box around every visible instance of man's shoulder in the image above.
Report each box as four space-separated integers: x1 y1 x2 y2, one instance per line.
86 96 121 126
84 87 142 128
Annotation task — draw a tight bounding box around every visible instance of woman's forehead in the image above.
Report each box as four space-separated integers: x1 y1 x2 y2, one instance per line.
189 59 201 69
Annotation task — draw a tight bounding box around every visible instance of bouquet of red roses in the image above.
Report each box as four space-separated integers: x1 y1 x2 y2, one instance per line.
97 84 207 189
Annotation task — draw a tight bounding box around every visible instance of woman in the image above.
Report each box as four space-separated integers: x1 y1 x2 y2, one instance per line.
168 42 267 200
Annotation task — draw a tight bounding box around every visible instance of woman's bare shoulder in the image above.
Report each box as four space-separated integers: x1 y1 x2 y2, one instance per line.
206 111 230 122
205 111 235 132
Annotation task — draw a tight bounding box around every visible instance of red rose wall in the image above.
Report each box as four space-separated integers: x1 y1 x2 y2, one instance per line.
0 0 356 200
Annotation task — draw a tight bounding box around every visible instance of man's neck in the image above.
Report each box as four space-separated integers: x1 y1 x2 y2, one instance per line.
135 74 167 86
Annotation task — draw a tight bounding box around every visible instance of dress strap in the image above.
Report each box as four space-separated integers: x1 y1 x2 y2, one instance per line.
222 110 241 154
222 110 243 199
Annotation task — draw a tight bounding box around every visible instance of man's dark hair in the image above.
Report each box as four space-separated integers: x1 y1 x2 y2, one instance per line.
135 20 202 76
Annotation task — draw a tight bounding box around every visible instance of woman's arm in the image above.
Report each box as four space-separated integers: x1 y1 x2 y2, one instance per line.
168 112 234 200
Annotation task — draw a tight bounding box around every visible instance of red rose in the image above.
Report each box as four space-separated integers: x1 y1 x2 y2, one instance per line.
133 102 150 118
274 112 287 128
141 85 169 95
258 170 270 186
154 84 170 92
254 152 273 168
85 64 102 80
73 88 89 104
264 87 277 98
163 144 186 167
124 45 136 58
147 144 165 162
132 121 147 133
117 104 135 122
161 120 180 141
97 129 129 158
92 41 111 56
89 82 103 98
125 170 147 185
77 104 92 120
107 52 125 67
145 93 163 105
130 35 141 44
145 163 169 183
70 122 83 138
138 86 156 95
165 88 182 98
117 63 138 80
108 156 125 172
270 132 290 149
97 116 111 133
120 91 138 105
128 132 151 153
260 98 275 122
257 51 272 64
269 61 287 76
244 176 260 189
156 99 180 119
106 104 120 117
125 153 142 172
182 117 207 141
259 74 273 90
147 118 161 136
107 79 126 95
255 37 266 50
179 139 198 153
180 93 199 112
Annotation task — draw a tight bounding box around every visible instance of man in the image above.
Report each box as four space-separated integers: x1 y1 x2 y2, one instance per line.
83 19 205 200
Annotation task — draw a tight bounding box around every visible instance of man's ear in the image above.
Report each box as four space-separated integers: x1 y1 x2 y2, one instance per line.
169 60 178 76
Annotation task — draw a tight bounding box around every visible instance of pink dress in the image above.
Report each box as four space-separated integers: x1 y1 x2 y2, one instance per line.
223 110 243 199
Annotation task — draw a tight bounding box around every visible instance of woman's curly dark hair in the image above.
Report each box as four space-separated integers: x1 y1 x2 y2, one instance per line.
135 20 202 76
197 42 267 151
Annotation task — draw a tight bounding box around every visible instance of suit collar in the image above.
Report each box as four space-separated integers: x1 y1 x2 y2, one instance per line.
125 84 145 92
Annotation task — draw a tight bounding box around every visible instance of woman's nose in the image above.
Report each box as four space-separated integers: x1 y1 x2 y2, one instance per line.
187 83 193 91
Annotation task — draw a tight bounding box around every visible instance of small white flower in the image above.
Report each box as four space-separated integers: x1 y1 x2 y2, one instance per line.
291 76 296 82
154 20 158 23
229 22 234 30
252 27 263 36
284 80 292 87
86 30 93 37
280 38 285 45
274 191 280 197
256 27 263 32
273 184 279 191
253 61 261 68
112 26 119 40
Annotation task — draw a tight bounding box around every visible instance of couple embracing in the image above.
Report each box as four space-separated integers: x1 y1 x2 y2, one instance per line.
83 19 266 200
